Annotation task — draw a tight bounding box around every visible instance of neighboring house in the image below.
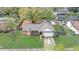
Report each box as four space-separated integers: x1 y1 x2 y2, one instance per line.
54 8 68 20
67 16 79 34
54 7 69 25
21 20 54 38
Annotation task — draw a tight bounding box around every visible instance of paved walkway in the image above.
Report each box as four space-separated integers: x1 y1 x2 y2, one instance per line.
44 38 55 46
66 21 79 34
44 38 55 50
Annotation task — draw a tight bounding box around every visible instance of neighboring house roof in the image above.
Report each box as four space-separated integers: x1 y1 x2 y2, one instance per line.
21 20 54 32
71 20 79 30
68 16 79 21
54 7 69 15
67 21 79 34
55 7 68 12
68 16 79 30
57 11 67 15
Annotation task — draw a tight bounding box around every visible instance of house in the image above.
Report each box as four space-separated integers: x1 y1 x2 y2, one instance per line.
54 7 69 25
55 7 69 21
67 16 79 34
21 20 54 38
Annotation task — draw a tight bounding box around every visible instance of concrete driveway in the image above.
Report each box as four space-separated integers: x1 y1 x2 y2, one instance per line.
66 21 79 34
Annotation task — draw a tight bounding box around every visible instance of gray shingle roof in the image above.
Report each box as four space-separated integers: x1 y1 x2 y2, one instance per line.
68 16 79 21
22 20 53 31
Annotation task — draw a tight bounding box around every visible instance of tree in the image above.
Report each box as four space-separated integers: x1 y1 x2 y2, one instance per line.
0 7 19 17
64 8 79 22
18 7 55 26
3 17 16 32
31 7 54 22
68 7 79 13
18 8 30 20
7 21 16 31
18 7 32 27
6 18 16 41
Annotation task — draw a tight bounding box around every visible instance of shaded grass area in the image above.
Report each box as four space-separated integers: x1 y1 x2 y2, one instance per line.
53 24 79 50
0 31 43 48
53 24 64 32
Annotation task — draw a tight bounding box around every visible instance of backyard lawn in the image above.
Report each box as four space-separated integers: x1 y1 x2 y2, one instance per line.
53 24 79 50
0 30 43 48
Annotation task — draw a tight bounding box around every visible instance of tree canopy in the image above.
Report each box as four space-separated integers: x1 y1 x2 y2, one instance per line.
18 7 54 21
68 7 79 13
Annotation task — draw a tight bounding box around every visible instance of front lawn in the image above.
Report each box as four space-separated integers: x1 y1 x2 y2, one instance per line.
53 24 79 50
0 31 43 48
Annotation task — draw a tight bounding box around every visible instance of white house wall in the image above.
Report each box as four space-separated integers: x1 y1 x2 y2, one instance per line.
42 28 53 37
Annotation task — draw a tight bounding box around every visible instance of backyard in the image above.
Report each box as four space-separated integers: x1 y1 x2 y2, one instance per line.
0 30 43 48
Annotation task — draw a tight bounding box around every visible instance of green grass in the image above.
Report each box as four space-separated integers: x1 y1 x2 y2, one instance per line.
53 24 64 32
0 31 43 48
54 24 79 49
